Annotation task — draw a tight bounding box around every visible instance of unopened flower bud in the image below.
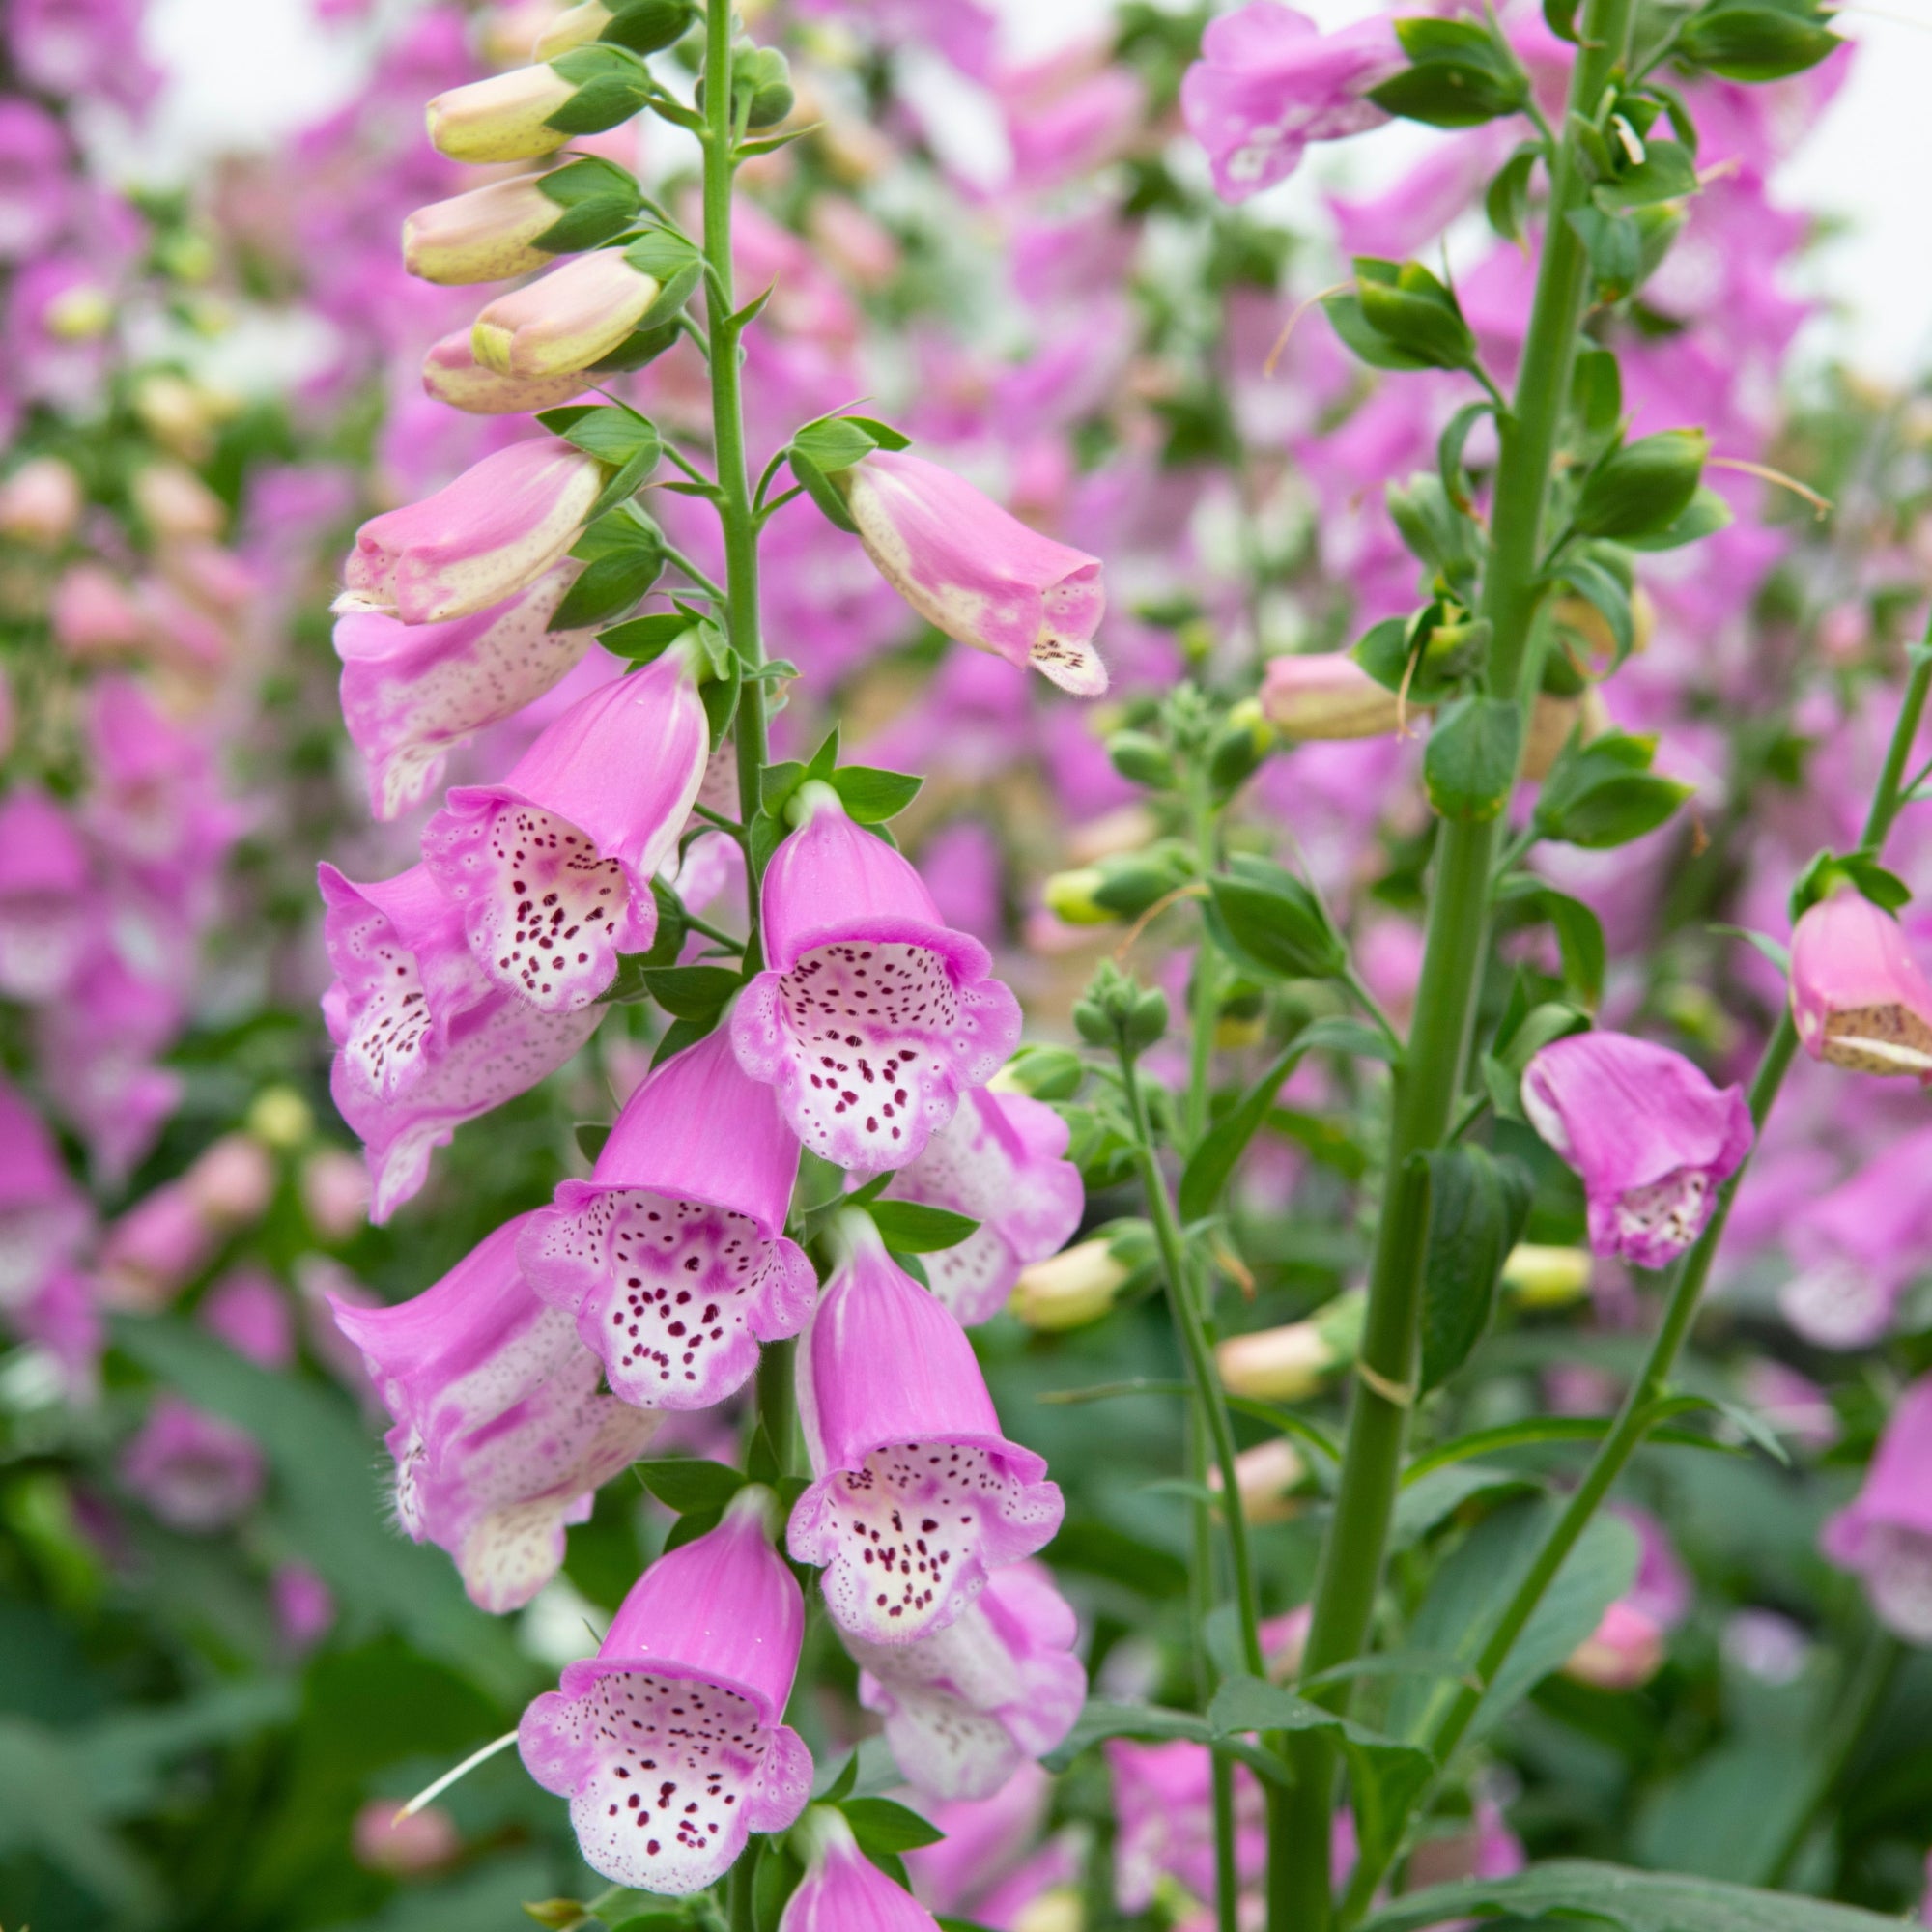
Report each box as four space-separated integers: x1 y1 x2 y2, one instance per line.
426 64 580 164
45 280 110 339
536 0 696 58
405 159 639 285
1790 886 1932 1079
131 462 226 540
421 327 591 415
1012 1890 1083 1932
301 1147 371 1240
353 1800 461 1875
1218 1288 1365 1401
246 1086 313 1151
1044 866 1111 927
1564 1600 1666 1690
1011 1236 1130 1331
1209 697 1275 794
993 1043 1085 1101
185 1133 277 1227
1499 1242 1592 1307
471 246 663 379
1208 1436 1307 1524
1521 685 1611 781
132 372 226 459
1107 727 1175 789
0 455 83 545
1261 651 1403 740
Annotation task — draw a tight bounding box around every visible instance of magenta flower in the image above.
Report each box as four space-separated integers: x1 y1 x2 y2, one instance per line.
519 1028 816 1409
320 862 602 1221
840 450 1108 696
1823 1374 1932 1643
732 786 1021 1172
1521 1033 1753 1268
335 436 604 626
780 1806 943 1932
1108 1738 1264 1914
121 1396 265 1534
422 649 709 1014
789 1216 1062 1644
421 327 591 416
0 101 70 264
328 1214 661 1611
847 1557 1086 1800
873 1088 1083 1325
1780 1124 1932 1350
1790 888 1932 1080
0 787 92 1002
1180 3 1401 203
333 564 601 821
0 1073 89 1312
519 1487 812 1893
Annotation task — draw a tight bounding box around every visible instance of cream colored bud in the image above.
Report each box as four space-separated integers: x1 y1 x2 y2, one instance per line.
131 462 226 540
422 327 591 415
132 373 226 460
1500 1242 1593 1308
247 1086 314 1151
1209 1437 1307 1524
404 175 573 285
1217 1288 1365 1401
0 456 83 546
1013 1887 1084 1932
426 65 577 164
1260 651 1403 740
471 247 661 378
1042 867 1113 927
534 1 615 56
1522 685 1611 781
46 282 111 339
1010 1237 1129 1331
185 1133 277 1227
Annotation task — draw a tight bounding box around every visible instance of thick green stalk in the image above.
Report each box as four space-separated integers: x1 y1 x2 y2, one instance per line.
1337 615 1932 1921
700 0 769 967
1272 10 1639 1925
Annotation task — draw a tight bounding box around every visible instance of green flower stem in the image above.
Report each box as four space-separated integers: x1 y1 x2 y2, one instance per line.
1337 611 1932 1922
1271 8 1639 1926
1118 1041 1264 1682
1191 1408 1243 1932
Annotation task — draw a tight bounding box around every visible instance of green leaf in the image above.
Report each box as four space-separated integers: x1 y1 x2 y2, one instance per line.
595 0 698 55
1533 730 1692 849
598 611 693 663
1368 58 1522 128
1413 1146 1533 1393
1324 292 1437 372
544 43 654 135
791 415 880 474
1544 0 1580 37
1622 482 1732 552
1485 144 1541 247
1424 695 1520 823
639 963 742 1020
1679 3 1841 82
554 508 665 628
866 1201 980 1253
531 155 644 253
1710 923 1791 978
1495 876 1606 1008
661 1502 724 1550
1571 345 1624 440
788 445 858 533
1594 138 1699 212
635 1459 746 1514
536 401 660 469
1554 553 1634 665
1356 1861 1911 1932
838 1796 946 1854
1575 429 1708 540
1352 258 1477 369
828 764 923 824
1205 856 1347 980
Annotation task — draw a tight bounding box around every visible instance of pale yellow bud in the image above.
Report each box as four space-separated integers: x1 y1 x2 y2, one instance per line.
131 462 226 540
1209 1437 1307 1524
1499 1242 1593 1307
1010 1237 1129 1332
1522 685 1611 781
1013 1887 1084 1932
534 2 615 57
471 248 661 379
247 1086 315 1151
1217 1288 1365 1401
45 281 111 340
1042 867 1113 927
1260 652 1403 740
426 65 577 164
0 456 83 546
404 175 573 285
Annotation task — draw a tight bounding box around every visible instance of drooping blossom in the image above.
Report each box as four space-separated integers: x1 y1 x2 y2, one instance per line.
0 1073 90 1311
838 449 1108 696
319 861 603 1221
732 785 1021 1172
1822 1375 1932 1643
1108 1738 1264 1914
1522 1032 1754 1268
333 565 601 820
121 1396 265 1533
845 1557 1086 1800
779 1804 943 1931
421 325 592 414
518 1027 816 1409
335 437 604 626
0 787 92 1001
872 1087 1082 1324
519 1487 812 1892
1790 887 1932 1079
1779 1124 1932 1350
789 1214 1062 1645
328 1215 661 1612
421 647 709 1012
1180 3 1402 203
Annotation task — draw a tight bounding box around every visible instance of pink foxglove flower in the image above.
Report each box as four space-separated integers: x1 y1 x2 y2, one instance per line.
0 451 81 542
519 1486 812 1892
1180 3 1401 202
333 563 599 820
779 1806 942 1932
422 649 708 1013
732 786 1021 1171
1822 1374 1932 1643
403 172 587 285
1780 1124 1932 1350
121 1396 265 1533
335 437 604 626
1790 887 1932 1079
789 1215 1062 1644
0 1074 89 1311
329 1215 661 1612
471 247 665 380
320 862 602 1221
838 450 1108 696
1260 651 1404 739
421 326 591 415
846 1557 1086 1800
1521 1033 1753 1268
519 1028 815 1408
873 1088 1083 1325
0 787 91 1002
1108 1738 1264 1914
904 1761 1055 1915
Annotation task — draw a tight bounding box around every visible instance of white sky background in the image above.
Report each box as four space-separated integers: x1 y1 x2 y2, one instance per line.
140 0 1932 383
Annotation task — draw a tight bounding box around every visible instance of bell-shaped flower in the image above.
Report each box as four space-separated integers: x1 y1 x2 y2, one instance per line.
421 327 591 415
519 1028 816 1409
1522 1032 1753 1269
321 862 604 1223
329 1214 661 1612
333 562 599 821
0 787 92 1002
1823 1375 1932 1643
471 247 664 381
732 786 1021 1172
790 1214 1062 1645
779 1805 943 1932
421 647 708 1013
519 1486 812 1893
872 1087 1082 1324
0 1074 89 1311
1780 1124 1932 1350
838 450 1107 696
335 437 604 626
1791 887 1932 1079
845 1557 1086 1800
1180 2 1401 202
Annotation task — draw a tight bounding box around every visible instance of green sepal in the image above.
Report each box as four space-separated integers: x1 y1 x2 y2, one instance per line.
1424 695 1521 823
